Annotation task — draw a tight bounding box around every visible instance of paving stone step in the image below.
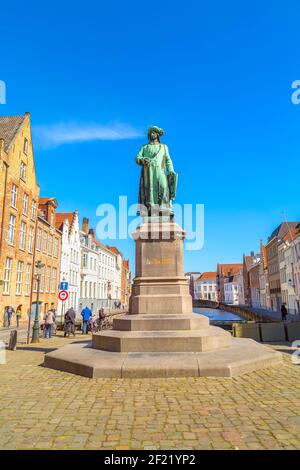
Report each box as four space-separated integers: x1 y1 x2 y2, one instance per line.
92 326 232 352
113 313 209 331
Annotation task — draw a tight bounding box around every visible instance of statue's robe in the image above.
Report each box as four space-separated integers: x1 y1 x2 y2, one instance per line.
136 143 174 215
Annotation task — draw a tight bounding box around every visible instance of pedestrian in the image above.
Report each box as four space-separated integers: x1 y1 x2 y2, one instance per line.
43 309 55 338
6 306 15 327
81 306 92 334
98 308 106 331
16 304 22 328
64 307 76 337
281 303 288 321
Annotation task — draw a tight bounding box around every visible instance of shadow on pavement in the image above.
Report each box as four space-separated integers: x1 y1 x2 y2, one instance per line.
17 346 58 354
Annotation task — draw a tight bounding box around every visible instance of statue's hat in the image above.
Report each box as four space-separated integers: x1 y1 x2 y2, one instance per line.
148 125 164 136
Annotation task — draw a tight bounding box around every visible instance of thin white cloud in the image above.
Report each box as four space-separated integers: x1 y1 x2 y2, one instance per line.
33 121 143 149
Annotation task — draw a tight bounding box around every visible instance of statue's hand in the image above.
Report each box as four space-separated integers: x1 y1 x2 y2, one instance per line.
143 159 150 167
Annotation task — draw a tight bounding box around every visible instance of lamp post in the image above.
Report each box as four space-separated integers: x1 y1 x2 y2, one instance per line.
31 260 45 343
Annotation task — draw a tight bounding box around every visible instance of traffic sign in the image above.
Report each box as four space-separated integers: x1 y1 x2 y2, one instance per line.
58 290 69 302
59 281 69 290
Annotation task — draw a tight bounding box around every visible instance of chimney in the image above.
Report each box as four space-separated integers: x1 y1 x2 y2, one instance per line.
82 217 89 234
250 251 254 257
89 228 95 237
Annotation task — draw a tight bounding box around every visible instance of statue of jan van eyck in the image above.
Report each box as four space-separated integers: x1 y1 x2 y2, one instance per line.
135 126 178 217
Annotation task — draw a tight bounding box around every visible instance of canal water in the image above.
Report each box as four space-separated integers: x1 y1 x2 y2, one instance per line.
193 307 244 322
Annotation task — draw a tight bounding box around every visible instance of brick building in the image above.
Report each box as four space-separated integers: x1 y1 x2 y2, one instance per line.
216 264 243 302
0 113 39 326
32 198 62 318
266 222 299 312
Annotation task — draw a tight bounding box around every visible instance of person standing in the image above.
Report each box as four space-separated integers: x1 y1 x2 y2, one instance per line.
64 307 76 337
98 308 106 331
6 306 15 327
43 309 55 338
281 303 288 321
16 304 22 328
81 306 92 334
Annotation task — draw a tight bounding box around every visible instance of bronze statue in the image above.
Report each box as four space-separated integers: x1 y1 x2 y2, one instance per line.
135 126 178 216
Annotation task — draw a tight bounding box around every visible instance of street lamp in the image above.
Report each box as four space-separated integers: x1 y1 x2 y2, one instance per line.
31 260 45 343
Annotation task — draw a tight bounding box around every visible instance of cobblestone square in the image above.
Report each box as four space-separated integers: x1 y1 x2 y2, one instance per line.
0 334 299 450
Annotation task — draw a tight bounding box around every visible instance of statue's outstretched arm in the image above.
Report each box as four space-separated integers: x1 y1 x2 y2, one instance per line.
164 145 175 173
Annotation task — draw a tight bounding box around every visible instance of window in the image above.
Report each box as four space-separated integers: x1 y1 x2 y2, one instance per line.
51 268 57 293
3 257 12 294
53 238 58 257
16 261 23 295
20 161 26 180
28 226 34 253
23 137 28 155
40 266 45 292
25 264 31 295
8 214 16 244
11 184 18 208
82 253 88 268
33 267 37 293
19 221 26 250
45 266 51 292
36 228 41 250
31 200 37 220
48 235 53 255
42 231 47 253
22 193 28 215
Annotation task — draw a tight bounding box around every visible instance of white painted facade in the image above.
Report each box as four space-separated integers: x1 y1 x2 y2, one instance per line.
194 276 217 301
57 211 81 317
79 220 122 312
224 278 239 305
279 236 300 315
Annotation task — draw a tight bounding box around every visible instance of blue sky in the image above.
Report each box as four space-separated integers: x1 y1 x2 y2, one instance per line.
1 0 300 274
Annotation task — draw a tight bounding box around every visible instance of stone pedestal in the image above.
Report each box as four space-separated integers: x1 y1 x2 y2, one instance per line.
130 218 192 315
44 217 283 377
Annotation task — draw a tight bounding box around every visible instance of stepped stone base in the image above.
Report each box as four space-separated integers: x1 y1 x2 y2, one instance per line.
44 219 283 378
44 338 283 378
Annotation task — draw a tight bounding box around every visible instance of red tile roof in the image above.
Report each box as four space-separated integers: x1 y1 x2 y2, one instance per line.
55 212 74 230
198 272 217 281
218 264 243 276
282 226 300 242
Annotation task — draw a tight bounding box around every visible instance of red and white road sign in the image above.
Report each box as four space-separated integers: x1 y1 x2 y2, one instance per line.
58 290 69 302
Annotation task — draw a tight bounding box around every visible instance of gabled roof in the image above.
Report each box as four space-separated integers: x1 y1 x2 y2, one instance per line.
39 197 58 207
268 222 300 243
281 226 300 242
197 272 217 281
55 212 74 231
218 264 243 276
0 115 26 152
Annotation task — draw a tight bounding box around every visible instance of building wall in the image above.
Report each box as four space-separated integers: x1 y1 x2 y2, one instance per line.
33 215 61 318
0 114 39 325
57 213 81 316
266 238 282 312
194 280 217 301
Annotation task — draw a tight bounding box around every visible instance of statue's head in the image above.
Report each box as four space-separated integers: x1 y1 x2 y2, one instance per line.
148 125 164 143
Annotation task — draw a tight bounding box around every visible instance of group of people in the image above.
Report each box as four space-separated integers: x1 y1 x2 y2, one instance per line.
62 306 106 337
80 306 106 335
4 305 23 328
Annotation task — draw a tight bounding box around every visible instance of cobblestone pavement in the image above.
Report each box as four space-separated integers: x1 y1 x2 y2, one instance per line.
0 334 299 450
